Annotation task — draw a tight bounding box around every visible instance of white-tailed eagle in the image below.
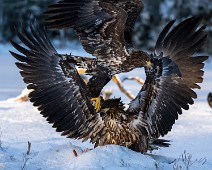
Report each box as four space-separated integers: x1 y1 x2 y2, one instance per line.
10 16 208 153
44 0 150 108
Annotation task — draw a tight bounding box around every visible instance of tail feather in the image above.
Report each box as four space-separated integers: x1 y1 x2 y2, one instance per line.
149 139 171 151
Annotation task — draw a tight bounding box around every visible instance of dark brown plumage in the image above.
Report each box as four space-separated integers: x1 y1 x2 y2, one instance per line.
45 0 144 50
44 0 149 98
10 16 208 153
208 93 212 108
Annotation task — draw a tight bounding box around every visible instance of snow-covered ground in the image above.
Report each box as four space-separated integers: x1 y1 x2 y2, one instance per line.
0 43 212 169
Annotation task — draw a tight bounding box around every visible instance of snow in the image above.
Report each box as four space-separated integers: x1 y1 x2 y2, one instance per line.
0 43 212 169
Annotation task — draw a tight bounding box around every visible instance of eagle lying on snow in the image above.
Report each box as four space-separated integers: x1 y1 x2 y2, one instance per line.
10 16 208 153
44 0 151 110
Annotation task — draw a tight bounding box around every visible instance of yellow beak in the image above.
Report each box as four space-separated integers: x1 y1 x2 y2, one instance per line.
146 61 153 67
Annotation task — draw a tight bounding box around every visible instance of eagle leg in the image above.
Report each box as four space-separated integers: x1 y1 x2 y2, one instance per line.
77 68 87 75
77 68 101 111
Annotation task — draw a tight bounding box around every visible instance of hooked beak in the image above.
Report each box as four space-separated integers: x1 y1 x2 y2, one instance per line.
145 60 154 68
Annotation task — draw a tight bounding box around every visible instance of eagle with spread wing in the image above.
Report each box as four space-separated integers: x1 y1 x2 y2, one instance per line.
10 16 208 153
44 0 150 110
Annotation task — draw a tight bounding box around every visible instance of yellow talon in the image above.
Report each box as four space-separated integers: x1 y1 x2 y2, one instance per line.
77 68 87 75
91 96 101 112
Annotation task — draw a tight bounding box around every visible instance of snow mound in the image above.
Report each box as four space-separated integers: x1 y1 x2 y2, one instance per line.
0 99 212 169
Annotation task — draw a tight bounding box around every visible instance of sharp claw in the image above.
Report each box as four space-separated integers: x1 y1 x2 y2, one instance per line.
77 68 87 75
91 96 101 112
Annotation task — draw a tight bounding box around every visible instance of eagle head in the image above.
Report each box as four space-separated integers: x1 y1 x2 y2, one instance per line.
129 51 153 69
100 98 126 120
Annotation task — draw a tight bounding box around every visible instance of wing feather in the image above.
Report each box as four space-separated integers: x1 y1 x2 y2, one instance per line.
109 0 144 48
10 19 98 139
45 0 144 68
129 17 208 137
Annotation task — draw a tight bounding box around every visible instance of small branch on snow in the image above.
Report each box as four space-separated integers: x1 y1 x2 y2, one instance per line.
27 141 31 155
0 128 3 149
21 153 29 170
73 149 78 157
173 150 207 170
21 141 32 170
0 127 8 152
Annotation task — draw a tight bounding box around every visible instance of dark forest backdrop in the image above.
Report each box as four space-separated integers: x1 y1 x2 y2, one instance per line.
0 0 211 53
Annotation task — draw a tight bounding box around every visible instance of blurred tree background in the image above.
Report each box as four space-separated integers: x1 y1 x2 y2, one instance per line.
0 0 211 53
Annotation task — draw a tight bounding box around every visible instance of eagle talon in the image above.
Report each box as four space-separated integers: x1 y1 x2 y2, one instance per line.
77 68 87 75
91 96 101 112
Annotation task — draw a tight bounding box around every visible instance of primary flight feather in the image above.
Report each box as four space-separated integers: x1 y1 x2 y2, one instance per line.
11 16 208 153
44 0 149 102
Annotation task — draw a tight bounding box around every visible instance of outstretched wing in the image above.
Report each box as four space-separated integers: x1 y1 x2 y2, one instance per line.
44 0 142 68
155 16 208 89
10 20 99 139
114 0 144 48
128 17 208 138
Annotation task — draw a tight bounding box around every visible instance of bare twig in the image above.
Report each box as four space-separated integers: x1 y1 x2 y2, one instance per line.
73 149 78 157
173 150 207 170
21 141 32 170
27 141 31 155
21 153 28 170
0 127 7 152
0 128 3 149
120 159 130 167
